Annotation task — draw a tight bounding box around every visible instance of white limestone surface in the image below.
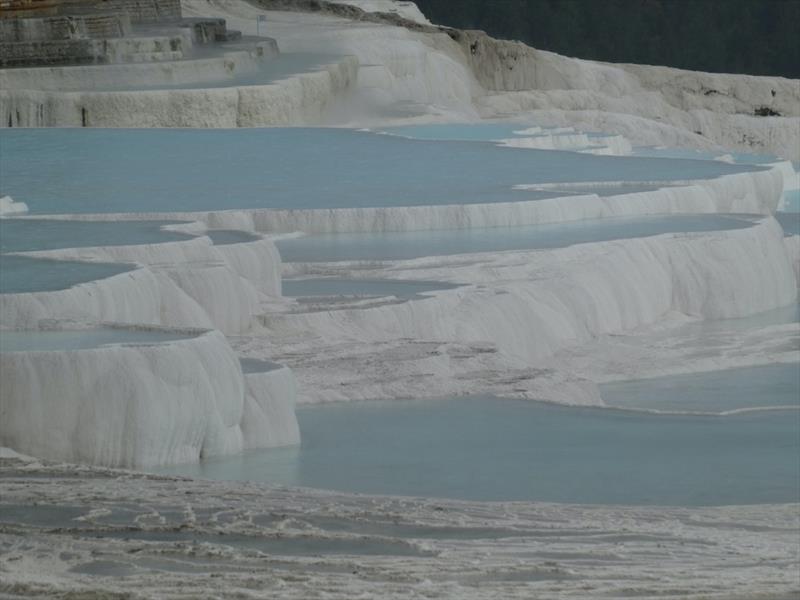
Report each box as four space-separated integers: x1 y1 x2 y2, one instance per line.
0 0 796 159
257 219 796 403
245 167 782 233
0 195 28 216
214 236 284 296
163 264 261 334
0 46 274 92
332 0 432 24
183 0 800 158
495 131 632 155
37 165 783 235
1 458 797 600
182 0 481 120
0 330 245 467
17 235 283 332
241 364 300 448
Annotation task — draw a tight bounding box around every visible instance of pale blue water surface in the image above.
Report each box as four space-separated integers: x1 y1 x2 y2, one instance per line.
0 255 133 294
277 214 755 262
239 357 283 373
601 363 800 413
157 393 799 506
0 218 191 253
0 328 194 352
776 211 800 235
0 129 761 214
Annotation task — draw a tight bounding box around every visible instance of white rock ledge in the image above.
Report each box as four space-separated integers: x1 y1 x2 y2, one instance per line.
0 55 358 127
262 219 797 369
0 328 300 467
0 266 214 331
13 234 284 333
39 166 785 235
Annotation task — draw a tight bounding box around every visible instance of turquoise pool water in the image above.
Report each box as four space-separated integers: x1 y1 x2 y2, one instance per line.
239 357 283 373
682 301 800 334
277 214 755 262
157 394 800 506
0 129 760 214
0 218 191 253
0 328 194 352
781 190 800 213
0 255 133 294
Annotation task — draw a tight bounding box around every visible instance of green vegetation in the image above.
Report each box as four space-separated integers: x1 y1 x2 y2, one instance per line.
414 0 800 77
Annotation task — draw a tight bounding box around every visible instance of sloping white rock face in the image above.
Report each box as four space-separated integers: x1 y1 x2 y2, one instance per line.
785 235 800 284
453 32 800 159
497 132 632 155
18 235 283 333
164 264 261 334
56 165 783 235
183 0 481 119
245 168 782 233
0 331 246 467
242 364 300 448
264 219 796 371
215 237 284 296
0 56 358 127
3 0 795 159
0 45 276 92
0 267 214 330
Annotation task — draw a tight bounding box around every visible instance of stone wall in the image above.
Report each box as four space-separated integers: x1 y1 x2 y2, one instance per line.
0 13 130 42
0 0 181 23
0 38 103 67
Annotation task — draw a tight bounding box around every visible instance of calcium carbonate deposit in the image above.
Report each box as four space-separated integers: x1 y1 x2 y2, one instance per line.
0 1 798 598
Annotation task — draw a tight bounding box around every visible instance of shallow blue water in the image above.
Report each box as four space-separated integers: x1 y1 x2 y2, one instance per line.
0 219 191 253
781 190 800 214
0 129 760 214
0 255 133 294
601 363 800 413
776 211 800 235
282 278 460 299
277 214 755 262
205 230 261 245
157 395 799 506
239 357 283 373
0 328 194 352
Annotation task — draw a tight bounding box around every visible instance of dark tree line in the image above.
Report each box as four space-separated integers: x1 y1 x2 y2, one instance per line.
413 0 800 78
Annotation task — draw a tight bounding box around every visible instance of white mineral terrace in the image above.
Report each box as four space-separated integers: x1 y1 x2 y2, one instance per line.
0 1 798 598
